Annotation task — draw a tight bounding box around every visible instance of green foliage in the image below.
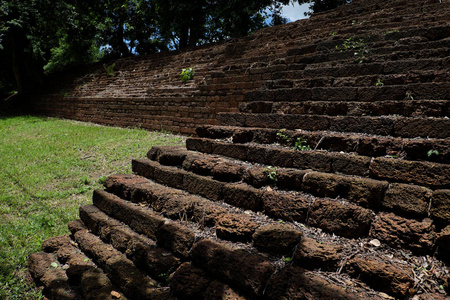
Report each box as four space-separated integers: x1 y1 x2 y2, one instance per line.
158 267 175 285
404 90 414 100
265 166 278 182
180 67 194 82
427 150 439 157
376 78 384 87
293 137 312 151
154 0 294 49
297 0 348 16
336 37 369 64
0 116 186 299
98 175 107 185
103 63 116 77
1 0 302 96
276 129 291 144
44 36 104 74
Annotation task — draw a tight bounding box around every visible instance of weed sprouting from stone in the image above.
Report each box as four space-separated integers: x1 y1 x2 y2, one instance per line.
103 63 116 77
293 138 312 151
180 67 194 82
336 37 369 64
276 129 291 144
265 166 278 183
404 90 414 100
427 150 439 157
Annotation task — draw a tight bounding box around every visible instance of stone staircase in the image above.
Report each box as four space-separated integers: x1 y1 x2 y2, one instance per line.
28 0 450 299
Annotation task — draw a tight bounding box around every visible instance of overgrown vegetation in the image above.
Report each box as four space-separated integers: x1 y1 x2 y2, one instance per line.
0 116 185 299
180 67 194 82
103 63 116 77
276 130 312 151
336 37 369 64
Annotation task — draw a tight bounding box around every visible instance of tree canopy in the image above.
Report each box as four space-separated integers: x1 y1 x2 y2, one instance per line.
0 0 348 100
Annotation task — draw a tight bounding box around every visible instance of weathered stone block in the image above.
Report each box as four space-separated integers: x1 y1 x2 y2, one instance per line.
346 254 415 298
191 239 275 296
252 223 303 255
369 212 436 254
430 189 450 224
370 157 450 188
382 183 431 218
216 213 259 242
308 198 375 238
156 222 196 258
262 191 309 222
294 237 343 271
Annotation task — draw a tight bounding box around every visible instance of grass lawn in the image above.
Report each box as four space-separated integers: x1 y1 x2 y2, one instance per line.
0 115 186 299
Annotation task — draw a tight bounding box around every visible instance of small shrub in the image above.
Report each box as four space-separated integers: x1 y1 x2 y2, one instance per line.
180 67 194 82
427 150 439 157
103 63 116 77
404 90 414 100
336 37 369 64
276 129 291 144
265 166 278 183
293 138 311 151
158 267 175 285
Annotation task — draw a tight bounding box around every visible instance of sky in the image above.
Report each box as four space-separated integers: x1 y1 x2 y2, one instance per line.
280 2 311 22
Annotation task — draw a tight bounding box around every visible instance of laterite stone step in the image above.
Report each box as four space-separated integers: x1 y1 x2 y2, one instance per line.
196 125 450 164
245 83 450 102
186 137 450 189
108 173 449 298
93 183 388 299
146 146 433 220
131 159 375 239
29 234 129 300
240 99 450 118
131 157 449 258
103 173 448 298
217 113 450 138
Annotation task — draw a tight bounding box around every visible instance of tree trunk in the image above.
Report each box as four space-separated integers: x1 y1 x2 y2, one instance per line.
9 26 42 95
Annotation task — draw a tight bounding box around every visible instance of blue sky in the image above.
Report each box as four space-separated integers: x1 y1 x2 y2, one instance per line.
280 2 311 22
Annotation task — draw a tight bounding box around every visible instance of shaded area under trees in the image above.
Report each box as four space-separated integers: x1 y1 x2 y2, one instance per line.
0 0 349 102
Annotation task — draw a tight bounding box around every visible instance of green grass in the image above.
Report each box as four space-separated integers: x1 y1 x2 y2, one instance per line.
0 115 186 299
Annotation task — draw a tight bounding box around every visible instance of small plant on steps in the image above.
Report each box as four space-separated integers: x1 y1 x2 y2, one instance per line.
293 137 312 151
265 166 278 183
103 63 116 77
336 37 369 64
276 129 291 144
427 150 439 157
180 67 194 82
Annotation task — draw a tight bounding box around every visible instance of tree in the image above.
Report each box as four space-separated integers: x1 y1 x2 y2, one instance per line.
0 0 102 98
1 0 44 96
1 0 309 100
298 0 349 15
155 0 295 49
